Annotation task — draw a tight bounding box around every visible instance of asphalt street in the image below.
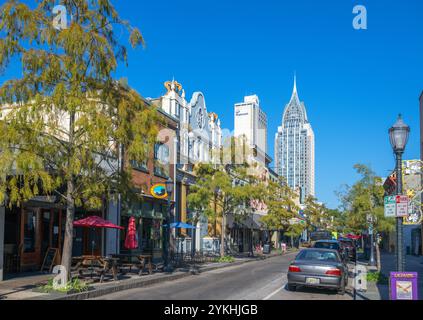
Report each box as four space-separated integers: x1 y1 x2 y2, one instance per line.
95 252 354 300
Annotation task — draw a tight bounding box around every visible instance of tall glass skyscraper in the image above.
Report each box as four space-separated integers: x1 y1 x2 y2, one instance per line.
275 76 315 201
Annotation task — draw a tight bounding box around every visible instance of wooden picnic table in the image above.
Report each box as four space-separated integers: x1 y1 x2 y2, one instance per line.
72 255 119 283
112 254 153 276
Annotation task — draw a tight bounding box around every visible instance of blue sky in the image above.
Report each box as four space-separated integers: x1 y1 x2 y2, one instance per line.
2 0 423 208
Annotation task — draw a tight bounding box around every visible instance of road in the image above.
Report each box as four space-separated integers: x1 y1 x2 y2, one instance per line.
95 252 354 300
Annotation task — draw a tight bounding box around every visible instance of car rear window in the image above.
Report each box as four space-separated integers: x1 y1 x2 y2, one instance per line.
314 242 340 250
296 250 340 262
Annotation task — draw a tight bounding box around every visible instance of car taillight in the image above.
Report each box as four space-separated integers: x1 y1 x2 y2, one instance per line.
325 269 342 276
289 265 301 272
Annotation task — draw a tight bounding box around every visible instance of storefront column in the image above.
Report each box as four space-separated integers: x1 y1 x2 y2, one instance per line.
181 183 187 236
0 206 5 281
105 200 119 255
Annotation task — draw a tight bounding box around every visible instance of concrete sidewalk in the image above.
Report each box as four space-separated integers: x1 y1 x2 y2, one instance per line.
355 253 423 300
0 249 297 300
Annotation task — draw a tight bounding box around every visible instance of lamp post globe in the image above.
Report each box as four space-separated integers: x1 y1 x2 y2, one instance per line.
389 114 410 153
165 177 173 195
389 114 410 272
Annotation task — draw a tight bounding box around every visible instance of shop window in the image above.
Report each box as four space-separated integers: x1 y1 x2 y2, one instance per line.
130 159 148 172
154 143 170 178
23 210 37 253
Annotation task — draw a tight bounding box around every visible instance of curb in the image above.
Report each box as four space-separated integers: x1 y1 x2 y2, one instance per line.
35 251 294 300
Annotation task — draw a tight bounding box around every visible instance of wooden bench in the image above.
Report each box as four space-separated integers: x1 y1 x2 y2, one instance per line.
112 254 153 276
72 256 119 283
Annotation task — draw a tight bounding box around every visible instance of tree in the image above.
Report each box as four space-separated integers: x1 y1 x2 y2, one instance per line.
303 195 331 231
187 161 263 257
338 164 395 270
0 0 158 278
261 178 299 246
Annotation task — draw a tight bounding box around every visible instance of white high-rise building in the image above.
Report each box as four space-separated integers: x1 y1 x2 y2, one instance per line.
234 95 270 167
275 77 315 201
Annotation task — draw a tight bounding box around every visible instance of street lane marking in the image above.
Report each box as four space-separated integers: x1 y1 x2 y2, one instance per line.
263 282 287 300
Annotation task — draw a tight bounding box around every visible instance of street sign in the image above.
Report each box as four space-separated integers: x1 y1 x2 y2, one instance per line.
384 196 396 218
396 195 409 217
390 272 419 300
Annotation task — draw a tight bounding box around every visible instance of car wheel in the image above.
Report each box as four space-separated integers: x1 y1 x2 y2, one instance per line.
287 283 296 291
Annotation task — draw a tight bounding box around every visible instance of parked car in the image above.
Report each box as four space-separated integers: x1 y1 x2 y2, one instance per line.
312 240 347 261
287 248 349 295
300 241 312 248
309 231 332 242
338 238 357 262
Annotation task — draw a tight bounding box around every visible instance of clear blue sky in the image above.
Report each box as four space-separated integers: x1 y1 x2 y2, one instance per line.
2 0 423 209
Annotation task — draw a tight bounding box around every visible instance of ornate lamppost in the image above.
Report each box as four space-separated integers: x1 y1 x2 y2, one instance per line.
389 114 410 272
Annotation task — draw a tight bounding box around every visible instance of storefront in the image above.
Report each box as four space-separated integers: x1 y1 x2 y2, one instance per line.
226 213 267 253
120 197 169 261
3 201 66 274
2 199 104 278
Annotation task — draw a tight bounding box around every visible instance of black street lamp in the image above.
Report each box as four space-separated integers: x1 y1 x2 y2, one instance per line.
389 114 410 272
164 177 174 272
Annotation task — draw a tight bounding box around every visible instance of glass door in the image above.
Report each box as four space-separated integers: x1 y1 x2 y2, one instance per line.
40 209 52 261
20 208 41 271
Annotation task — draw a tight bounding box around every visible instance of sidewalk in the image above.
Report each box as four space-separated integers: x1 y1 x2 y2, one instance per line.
355 252 423 300
0 249 296 300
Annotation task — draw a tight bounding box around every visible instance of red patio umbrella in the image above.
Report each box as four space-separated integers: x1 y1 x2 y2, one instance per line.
73 216 124 277
73 215 124 229
124 217 138 250
344 234 361 240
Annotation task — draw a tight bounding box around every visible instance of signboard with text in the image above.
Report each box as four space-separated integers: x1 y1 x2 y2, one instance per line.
384 196 396 217
390 272 418 300
396 195 409 217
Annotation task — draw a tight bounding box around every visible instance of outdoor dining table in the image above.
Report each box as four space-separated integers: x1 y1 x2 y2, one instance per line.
72 255 119 283
112 254 153 276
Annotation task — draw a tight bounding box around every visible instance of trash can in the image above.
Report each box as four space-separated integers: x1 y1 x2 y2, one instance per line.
263 244 270 254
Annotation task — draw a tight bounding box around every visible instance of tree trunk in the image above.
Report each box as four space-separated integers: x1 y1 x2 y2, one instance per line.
61 111 75 282
191 217 198 258
220 214 225 258
61 178 75 281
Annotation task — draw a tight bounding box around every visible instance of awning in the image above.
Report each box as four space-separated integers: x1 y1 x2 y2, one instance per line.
227 213 265 230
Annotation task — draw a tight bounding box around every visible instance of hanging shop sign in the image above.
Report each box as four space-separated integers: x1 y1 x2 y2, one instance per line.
150 183 168 199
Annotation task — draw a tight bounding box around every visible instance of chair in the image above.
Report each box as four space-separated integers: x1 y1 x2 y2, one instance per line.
4 244 21 274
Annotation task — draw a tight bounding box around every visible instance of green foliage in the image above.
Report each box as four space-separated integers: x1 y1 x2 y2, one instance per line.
213 256 235 263
337 164 395 235
303 196 335 231
260 178 299 232
187 160 266 228
38 277 88 294
367 271 388 284
0 0 158 274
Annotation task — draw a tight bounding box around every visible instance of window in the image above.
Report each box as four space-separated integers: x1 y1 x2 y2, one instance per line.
131 159 148 172
154 143 170 177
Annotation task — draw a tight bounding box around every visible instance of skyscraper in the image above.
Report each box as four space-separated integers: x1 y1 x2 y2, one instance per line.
234 95 271 167
275 76 315 201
